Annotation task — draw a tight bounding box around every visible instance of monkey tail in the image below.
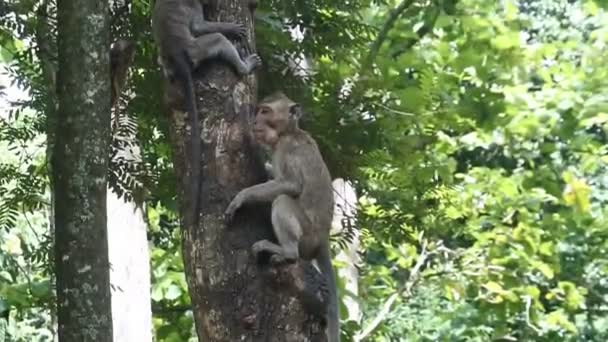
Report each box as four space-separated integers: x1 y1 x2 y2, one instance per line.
170 51 201 228
317 245 340 342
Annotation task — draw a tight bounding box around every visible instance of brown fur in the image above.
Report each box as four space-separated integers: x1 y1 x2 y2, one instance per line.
110 39 135 109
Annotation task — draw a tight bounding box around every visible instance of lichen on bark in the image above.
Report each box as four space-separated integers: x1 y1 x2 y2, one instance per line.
53 0 113 340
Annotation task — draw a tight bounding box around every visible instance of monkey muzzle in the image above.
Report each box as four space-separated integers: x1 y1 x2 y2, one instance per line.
252 129 264 141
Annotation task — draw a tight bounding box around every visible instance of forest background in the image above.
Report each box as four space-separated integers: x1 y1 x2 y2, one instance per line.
1 0 608 340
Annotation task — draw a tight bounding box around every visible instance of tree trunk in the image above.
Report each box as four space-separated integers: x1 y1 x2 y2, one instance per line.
331 179 360 323
164 1 326 341
107 37 152 342
53 0 113 340
108 189 152 342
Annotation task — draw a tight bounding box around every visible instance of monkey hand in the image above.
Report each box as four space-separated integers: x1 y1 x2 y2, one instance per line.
225 190 247 222
223 23 247 39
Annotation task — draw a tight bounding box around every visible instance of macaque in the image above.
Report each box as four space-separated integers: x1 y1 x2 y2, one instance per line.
110 39 135 109
152 0 262 227
225 92 339 342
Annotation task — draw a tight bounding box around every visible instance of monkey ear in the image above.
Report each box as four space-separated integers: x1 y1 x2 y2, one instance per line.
289 103 303 120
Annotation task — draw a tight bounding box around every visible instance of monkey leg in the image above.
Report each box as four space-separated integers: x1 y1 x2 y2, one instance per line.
251 239 285 259
188 34 261 75
252 194 311 264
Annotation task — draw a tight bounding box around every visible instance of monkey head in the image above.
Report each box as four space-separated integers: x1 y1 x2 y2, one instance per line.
253 92 302 147
110 39 135 107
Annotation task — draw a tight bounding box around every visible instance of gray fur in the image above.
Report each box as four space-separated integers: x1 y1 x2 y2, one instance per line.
225 93 340 342
152 0 262 229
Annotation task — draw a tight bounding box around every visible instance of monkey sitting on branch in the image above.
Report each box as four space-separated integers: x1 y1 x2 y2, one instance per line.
152 0 262 228
225 92 340 342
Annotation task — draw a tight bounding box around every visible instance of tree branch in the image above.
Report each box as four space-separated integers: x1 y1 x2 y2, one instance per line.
391 3 440 58
363 0 416 70
354 240 430 341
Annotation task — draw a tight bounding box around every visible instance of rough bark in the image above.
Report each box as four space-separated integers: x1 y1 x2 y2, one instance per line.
53 0 113 340
164 1 326 341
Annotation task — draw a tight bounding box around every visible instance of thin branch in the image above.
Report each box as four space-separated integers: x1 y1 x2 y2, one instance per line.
363 0 416 70
377 103 416 116
524 295 541 333
391 2 440 58
354 240 430 341
21 204 42 244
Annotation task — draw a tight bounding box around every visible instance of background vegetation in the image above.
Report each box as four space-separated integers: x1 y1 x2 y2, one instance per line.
2 0 608 340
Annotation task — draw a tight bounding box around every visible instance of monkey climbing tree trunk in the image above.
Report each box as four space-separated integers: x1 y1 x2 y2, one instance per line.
164 1 326 341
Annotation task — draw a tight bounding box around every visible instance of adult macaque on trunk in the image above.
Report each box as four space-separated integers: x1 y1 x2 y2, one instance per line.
225 92 340 342
152 0 262 229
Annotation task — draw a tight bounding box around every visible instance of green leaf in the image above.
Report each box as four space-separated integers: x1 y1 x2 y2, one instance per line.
151 284 164 302
164 284 182 301
30 279 50 299
543 310 578 333
562 172 591 213
534 262 555 279
483 281 503 293
491 32 520 50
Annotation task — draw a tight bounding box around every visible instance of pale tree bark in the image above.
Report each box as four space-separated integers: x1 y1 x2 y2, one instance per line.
107 113 153 342
331 179 361 323
107 37 153 342
53 0 113 340
108 188 152 342
164 1 326 340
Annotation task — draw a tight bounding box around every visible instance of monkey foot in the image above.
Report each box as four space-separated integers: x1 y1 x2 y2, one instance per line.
252 239 280 259
242 54 262 74
270 254 287 265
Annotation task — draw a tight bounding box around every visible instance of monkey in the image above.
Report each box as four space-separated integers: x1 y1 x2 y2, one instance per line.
152 0 262 228
224 92 340 342
110 39 135 109
110 39 136 137
264 161 274 179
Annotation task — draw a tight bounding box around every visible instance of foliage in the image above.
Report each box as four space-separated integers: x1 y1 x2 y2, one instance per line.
2 0 608 340
352 0 608 340
0 113 52 340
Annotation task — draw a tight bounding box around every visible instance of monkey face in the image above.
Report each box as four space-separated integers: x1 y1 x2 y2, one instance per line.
253 105 286 147
252 107 279 146
253 93 300 148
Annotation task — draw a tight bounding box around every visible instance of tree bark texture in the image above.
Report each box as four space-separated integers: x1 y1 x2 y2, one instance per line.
164 1 327 341
53 0 113 340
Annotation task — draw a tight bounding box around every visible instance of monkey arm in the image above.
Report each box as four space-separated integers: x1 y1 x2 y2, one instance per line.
264 162 274 179
225 180 301 221
190 20 222 35
190 19 246 38
240 180 300 203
